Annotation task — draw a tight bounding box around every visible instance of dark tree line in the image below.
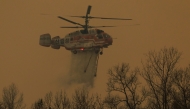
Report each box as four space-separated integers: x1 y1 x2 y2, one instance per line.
31 88 104 109
1 47 190 109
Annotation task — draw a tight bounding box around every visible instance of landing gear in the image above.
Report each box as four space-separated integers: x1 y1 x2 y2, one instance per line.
94 48 100 54
72 50 77 54
100 51 103 55
100 48 103 55
94 48 103 55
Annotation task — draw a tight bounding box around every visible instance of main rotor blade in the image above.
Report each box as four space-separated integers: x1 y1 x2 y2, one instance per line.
58 16 84 26
89 26 116 28
89 16 132 20
60 26 83 28
70 16 132 20
60 26 115 28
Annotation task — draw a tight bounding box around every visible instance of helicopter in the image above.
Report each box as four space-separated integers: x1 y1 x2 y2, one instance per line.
39 5 132 55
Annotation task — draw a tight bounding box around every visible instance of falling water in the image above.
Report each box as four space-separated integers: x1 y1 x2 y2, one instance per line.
67 50 99 87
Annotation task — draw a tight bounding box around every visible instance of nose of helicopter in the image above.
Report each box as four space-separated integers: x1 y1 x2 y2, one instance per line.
108 37 113 45
104 33 113 45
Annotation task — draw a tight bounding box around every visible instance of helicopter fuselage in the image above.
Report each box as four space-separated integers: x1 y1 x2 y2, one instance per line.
64 29 112 49
39 28 112 54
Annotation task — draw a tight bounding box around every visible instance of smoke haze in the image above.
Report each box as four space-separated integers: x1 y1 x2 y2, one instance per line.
64 51 99 87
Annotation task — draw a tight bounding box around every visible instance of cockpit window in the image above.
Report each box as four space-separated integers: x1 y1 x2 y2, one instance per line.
97 34 103 39
96 29 104 34
103 34 107 38
103 34 110 38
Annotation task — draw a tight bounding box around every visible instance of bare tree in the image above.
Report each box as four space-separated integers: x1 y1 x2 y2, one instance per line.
31 90 70 109
53 91 62 109
171 65 190 109
44 92 53 109
0 101 6 109
72 87 96 109
106 63 147 109
141 47 181 109
54 90 70 109
31 99 45 109
61 91 71 109
2 83 25 109
170 99 181 109
95 94 104 109
104 92 122 109
31 89 105 109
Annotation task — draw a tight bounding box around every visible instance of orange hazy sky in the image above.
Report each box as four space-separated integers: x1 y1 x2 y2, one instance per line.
1 0 190 107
